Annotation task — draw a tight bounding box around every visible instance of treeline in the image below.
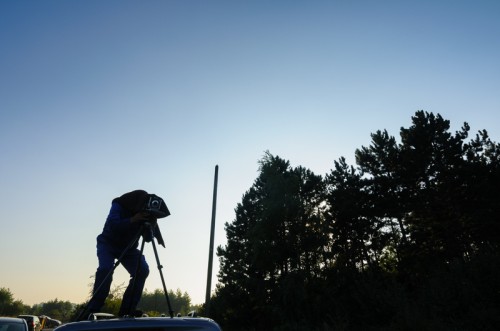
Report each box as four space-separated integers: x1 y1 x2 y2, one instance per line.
1 286 198 322
139 288 194 316
209 111 500 331
71 285 200 320
0 288 73 322
0 288 30 316
72 286 196 319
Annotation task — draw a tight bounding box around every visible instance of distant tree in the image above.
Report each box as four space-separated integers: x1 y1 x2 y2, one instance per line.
100 282 126 315
72 275 196 319
71 280 126 319
32 299 74 322
0 287 26 316
139 288 191 316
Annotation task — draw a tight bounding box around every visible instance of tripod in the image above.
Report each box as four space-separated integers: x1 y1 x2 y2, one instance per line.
77 222 174 320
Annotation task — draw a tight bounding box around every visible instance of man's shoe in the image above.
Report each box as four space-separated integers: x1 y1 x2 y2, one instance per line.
133 310 144 317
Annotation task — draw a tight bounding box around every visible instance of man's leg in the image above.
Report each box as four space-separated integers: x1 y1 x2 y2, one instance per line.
87 241 116 314
118 248 149 316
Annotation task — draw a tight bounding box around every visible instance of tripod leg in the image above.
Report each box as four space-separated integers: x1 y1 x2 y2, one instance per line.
150 234 175 318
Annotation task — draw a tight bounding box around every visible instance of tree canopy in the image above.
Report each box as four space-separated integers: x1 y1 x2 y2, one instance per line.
0 287 28 316
211 111 500 331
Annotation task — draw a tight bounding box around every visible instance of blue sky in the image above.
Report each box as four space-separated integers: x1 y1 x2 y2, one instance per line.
1 0 499 307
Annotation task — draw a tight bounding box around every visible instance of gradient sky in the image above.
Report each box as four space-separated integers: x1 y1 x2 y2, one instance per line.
1 0 499 307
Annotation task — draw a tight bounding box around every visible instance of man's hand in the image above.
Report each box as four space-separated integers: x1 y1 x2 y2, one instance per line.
131 212 154 223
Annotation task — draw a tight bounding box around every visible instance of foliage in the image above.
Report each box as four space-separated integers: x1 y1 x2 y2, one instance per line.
213 152 327 330
212 111 500 331
31 299 74 322
0 287 28 316
139 288 192 316
101 282 127 316
70 282 195 319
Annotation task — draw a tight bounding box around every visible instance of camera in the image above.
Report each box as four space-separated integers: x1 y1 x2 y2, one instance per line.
144 194 170 218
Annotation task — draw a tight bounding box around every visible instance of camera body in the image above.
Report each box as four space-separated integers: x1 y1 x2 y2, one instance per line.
143 194 170 218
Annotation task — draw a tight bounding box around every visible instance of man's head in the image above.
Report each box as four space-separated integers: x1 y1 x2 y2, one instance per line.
113 190 149 214
113 190 170 218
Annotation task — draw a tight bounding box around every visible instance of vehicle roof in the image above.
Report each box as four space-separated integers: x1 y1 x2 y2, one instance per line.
55 317 221 331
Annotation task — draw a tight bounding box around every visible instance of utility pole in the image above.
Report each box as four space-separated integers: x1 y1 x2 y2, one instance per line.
205 165 218 316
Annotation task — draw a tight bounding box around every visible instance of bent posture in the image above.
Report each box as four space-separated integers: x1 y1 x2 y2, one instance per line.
88 190 156 317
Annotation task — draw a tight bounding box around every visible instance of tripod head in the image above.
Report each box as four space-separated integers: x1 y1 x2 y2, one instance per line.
140 221 166 247
135 193 170 248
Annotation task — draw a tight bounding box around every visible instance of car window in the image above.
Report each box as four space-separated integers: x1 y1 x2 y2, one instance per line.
0 325 26 331
8 325 27 331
